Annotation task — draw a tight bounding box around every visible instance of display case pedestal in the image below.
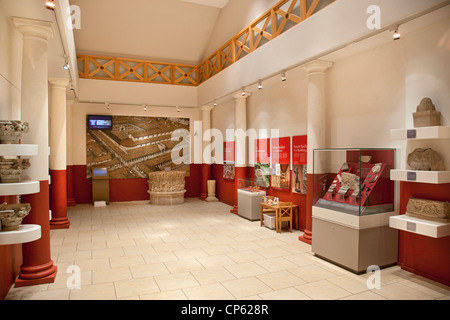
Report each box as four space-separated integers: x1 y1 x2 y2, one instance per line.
312 207 398 274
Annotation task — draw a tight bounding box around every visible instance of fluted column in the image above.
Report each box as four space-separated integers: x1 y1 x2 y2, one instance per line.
49 77 70 229
200 105 214 200
231 92 250 214
299 60 332 245
13 17 58 287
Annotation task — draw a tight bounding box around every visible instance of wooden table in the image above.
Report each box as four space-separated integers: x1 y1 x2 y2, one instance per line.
260 202 299 231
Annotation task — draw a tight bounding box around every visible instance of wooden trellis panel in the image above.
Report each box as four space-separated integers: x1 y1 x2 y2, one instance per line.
77 0 336 87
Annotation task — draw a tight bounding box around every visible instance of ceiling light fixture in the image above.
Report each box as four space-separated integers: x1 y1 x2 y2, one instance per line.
393 26 401 41
241 89 246 97
106 102 110 110
143 104 147 112
45 0 56 11
177 106 181 113
281 72 286 82
258 81 263 90
213 100 217 107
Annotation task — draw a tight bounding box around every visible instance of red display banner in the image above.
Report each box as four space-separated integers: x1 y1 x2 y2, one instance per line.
224 141 235 163
256 138 270 164
292 135 307 165
272 137 290 165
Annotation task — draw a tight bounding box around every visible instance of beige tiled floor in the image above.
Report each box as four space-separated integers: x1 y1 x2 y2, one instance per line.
6 199 450 300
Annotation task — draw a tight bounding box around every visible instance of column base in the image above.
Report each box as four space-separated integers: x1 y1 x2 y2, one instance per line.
200 193 208 201
299 229 312 245
67 198 76 207
50 217 71 230
230 205 238 215
15 261 57 288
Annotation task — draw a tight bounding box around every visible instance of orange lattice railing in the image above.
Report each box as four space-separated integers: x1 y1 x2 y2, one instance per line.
77 0 336 86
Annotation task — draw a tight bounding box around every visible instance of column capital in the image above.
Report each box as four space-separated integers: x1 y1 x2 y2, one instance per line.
302 60 333 75
200 105 214 113
49 77 70 89
13 17 54 41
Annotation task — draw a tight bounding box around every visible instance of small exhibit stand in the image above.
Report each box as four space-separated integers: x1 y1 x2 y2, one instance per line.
92 166 109 205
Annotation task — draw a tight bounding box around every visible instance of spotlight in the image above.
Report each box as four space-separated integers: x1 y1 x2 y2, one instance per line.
213 100 217 107
45 0 56 10
106 102 110 110
63 62 70 70
281 72 286 82
241 89 246 97
143 105 147 112
177 106 181 113
258 81 263 90
393 25 401 41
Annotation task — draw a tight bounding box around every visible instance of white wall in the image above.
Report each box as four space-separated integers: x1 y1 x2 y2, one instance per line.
0 1 23 120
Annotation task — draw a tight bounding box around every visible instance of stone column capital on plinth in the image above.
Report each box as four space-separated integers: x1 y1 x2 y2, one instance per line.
301 60 333 75
13 17 54 42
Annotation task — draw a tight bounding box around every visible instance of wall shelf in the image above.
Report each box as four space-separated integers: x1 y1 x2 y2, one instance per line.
0 224 41 245
0 181 40 196
389 215 450 238
0 144 38 157
390 126 450 140
390 170 450 184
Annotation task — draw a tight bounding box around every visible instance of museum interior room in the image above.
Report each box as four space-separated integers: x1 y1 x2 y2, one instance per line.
0 0 449 301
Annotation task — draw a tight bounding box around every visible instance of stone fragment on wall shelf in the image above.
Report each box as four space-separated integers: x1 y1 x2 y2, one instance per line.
407 148 445 171
0 159 31 183
0 203 31 231
413 97 441 128
0 120 29 144
406 198 450 223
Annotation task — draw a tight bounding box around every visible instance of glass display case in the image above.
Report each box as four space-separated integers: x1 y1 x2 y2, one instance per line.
237 179 266 221
311 148 398 274
238 179 266 193
313 148 396 216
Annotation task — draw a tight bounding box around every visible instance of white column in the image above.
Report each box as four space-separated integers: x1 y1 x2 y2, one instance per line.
233 92 250 167
49 78 69 171
13 17 58 287
13 17 54 181
201 105 214 165
303 60 333 173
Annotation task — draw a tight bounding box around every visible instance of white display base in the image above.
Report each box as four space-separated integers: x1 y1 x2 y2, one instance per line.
0 144 39 157
390 170 450 184
312 206 397 230
94 201 107 207
0 224 41 245
390 126 450 140
389 215 450 238
0 181 40 196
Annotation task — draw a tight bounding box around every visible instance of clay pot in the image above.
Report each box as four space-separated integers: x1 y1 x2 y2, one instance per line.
0 203 31 231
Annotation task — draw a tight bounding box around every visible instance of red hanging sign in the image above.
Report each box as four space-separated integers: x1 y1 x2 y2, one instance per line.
255 138 270 164
272 137 290 165
292 135 307 165
224 141 235 163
